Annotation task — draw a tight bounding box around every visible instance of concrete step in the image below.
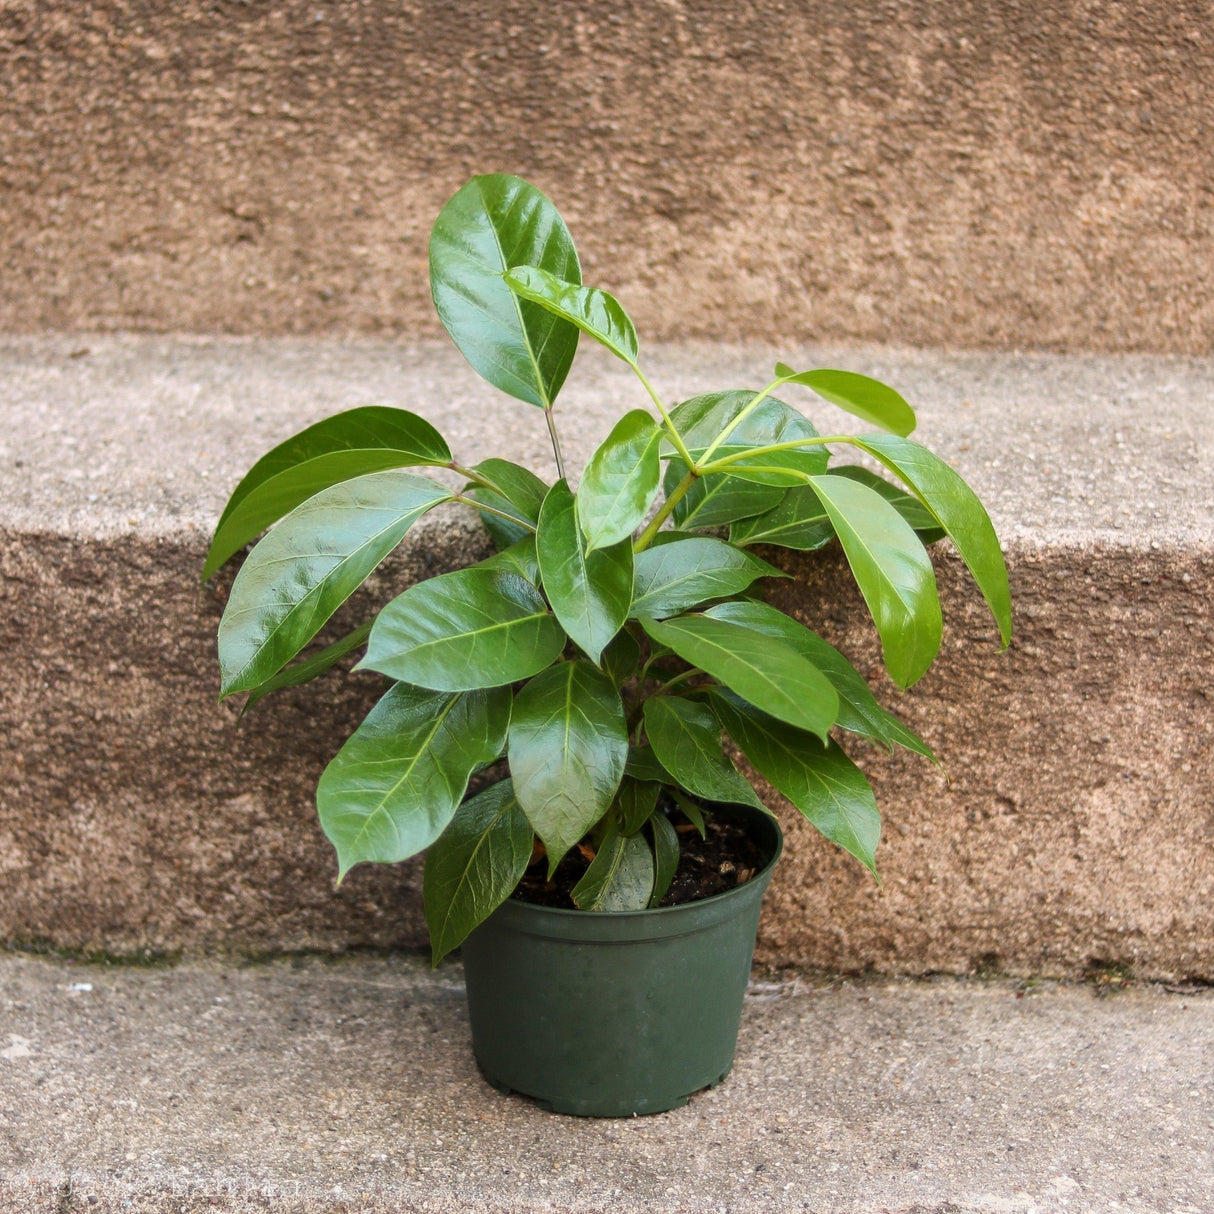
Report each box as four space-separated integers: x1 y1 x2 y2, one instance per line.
1 953 1211 1213
1 335 1212 978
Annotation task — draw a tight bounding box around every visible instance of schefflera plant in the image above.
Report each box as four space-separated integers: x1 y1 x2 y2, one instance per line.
209 174 1011 964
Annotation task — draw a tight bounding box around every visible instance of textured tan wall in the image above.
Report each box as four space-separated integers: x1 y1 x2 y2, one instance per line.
1 0 1211 350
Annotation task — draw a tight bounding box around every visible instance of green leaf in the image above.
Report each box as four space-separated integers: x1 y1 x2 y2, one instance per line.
205 408 453 580
670 790 706 837
536 481 632 665
774 365 917 437
477 535 541 584
240 622 372 715
601 628 642 688
631 536 784 619
465 458 548 549
808 473 942 689
703 601 934 759
429 175 580 408
729 485 835 550
833 466 944 539
577 410 662 551
616 778 661 835
854 434 1012 648
667 390 829 485
643 695 764 808
318 684 511 880
624 746 672 783
424 779 533 965
359 566 566 691
503 265 639 366
648 811 680 907
639 612 838 740
509 660 628 873
665 459 784 530
217 471 454 697
571 822 655 911
710 689 880 875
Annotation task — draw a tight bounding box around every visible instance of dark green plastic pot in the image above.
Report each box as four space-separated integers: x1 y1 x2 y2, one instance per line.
460 804 783 1117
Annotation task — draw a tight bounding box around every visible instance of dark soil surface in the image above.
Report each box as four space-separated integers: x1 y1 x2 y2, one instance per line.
513 805 768 911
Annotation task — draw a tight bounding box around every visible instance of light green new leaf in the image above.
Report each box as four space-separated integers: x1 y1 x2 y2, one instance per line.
318 683 511 880
240 622 372 715
703 601 933 759
217 471 454 697
833 466 945 540
808 473 942 689
643 695 763 808
709 689 881 875
616 777 661 835
509 660 628 873
424 779 534 965
639 613 838 740
774 364 916 437
572 822 655 912
577 410 662 551
429 175 580 408
204 408 452 580
360 566 566 691
503 265 639 366
729 485 834 550
855 434 1012 648
537 480 632 664
664 459 784 530
631 536 785 619
648 811 680 907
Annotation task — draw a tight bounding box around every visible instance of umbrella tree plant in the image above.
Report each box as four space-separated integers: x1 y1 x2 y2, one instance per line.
209 174 1011 963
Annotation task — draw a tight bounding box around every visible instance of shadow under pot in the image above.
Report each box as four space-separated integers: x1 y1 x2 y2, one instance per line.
459 802 784 1118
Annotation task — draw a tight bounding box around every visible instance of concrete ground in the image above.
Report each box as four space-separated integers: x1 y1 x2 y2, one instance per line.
1 952 1211 1214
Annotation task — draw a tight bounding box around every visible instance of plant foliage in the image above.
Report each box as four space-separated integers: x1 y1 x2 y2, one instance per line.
209 174 1011 963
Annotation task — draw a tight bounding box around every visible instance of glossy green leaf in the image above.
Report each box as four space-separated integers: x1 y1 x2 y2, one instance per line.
639 613 838 739
536 480 632 664
643 695 763 808
218 471 454 697
664 459 784 530
465 458 548 549
572 821 655 911
631 536 784 620
729 485 835 550
429 175 580 408
577 410 662 551
854 434 1012 647
648 811 680 907
205 408 453 580
509 660 628 873
710 689 880 875
774 364 916 437
318 684 511 880
833 466 944 539
360 567 566 691
503 265 639 366
240 622 372 715
667 390 829 485
616 777 661 835
477 535 541 584
624 746 672 784
670 790 707 837
809 473 942 688
424 779 533 964
703 601 933 759
601 628 642 688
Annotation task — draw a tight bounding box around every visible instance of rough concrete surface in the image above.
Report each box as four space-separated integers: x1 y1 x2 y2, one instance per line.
1 955 1212 1214
1 337 1212 978
1 2 1212 353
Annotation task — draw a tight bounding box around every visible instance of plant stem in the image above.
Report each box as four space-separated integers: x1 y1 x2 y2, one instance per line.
452 494 536 533
633 364 695 467
450 461 508 499
697 379 783 465
697 434 853 475
544 408 567 481
633 470 697 552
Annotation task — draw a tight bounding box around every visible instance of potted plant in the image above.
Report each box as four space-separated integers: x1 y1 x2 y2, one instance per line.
207 174 1011 1117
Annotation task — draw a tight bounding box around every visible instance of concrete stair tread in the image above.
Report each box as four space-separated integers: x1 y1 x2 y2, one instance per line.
2 953 1211 1214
